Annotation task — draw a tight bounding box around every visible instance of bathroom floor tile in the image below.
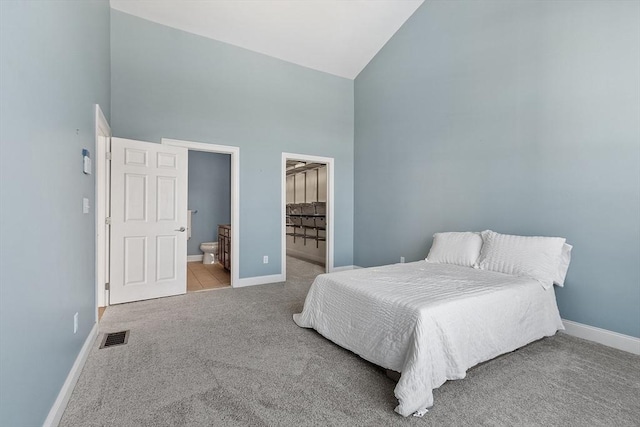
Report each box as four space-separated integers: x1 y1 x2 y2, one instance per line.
201 280 228 290
188 264 208 273
187 261 230 292
195 272 221 286
187 269 203 292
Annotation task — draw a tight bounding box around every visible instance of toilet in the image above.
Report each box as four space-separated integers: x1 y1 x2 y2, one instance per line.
200 242 218 264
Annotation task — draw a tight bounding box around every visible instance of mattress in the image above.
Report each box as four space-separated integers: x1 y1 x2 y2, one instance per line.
293 261 564 416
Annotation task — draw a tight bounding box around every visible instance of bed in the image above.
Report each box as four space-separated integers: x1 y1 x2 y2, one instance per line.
293 231 568 417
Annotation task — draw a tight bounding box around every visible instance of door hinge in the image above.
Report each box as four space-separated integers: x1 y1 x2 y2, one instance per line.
105 217 111 225
105 282 110 290
106 152 112 160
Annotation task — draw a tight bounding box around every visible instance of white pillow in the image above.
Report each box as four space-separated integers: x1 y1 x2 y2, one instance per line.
425 232 483 267
554 243 572 287
476 230 566 289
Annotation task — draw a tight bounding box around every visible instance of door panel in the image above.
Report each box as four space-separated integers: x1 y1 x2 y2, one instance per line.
156 235 177 281
125 174 147 221
157 176 176 221
124 236 147 285
110 137 188 304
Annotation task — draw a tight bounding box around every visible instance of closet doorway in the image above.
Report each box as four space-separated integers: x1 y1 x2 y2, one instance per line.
281 153 334 280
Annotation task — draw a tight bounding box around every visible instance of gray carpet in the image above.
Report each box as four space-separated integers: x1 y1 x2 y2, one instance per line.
61 258 640 426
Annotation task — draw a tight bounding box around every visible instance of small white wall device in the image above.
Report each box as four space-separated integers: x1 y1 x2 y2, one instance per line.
82 148 91 175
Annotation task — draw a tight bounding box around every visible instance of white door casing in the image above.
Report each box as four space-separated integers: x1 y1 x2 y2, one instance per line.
95 104 111 313
161 138 241 288
110 137 188 304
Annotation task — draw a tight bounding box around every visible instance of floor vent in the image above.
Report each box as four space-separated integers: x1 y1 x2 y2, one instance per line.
100 330 130 349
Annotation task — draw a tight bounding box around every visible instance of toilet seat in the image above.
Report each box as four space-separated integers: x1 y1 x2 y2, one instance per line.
200 242 217 250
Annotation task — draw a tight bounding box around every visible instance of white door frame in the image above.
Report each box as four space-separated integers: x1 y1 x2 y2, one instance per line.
281 152 334 281
162 138 240 288
95 105 111 319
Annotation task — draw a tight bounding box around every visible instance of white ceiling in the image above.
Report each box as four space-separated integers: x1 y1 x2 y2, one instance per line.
110 0 424 79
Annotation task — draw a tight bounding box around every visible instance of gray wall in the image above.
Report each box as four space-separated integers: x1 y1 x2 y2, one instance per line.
111 10 354 278
188 151 231 255
0 1 111 425
354 1 640 337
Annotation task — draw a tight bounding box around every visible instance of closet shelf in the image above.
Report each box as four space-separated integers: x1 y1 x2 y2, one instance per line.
286 232 326 241
286 224 326 248
286 202 326 248
287 225 326 231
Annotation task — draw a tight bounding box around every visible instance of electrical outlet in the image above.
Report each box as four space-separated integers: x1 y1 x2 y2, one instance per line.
400 256 405 263
263 256 269 264
73 312 78 334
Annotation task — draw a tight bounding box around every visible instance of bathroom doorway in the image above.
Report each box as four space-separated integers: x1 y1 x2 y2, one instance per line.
163 138 240 289
185 150 231 292
95 135 240 310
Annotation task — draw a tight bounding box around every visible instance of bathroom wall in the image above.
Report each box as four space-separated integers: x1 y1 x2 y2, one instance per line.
0 1 111 424
188 150 231 255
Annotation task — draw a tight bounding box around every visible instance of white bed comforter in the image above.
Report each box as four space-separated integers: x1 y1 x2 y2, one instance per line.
293 261 564 416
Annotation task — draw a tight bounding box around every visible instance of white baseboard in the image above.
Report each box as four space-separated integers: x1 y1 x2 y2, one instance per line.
332 265 362 272
187 254 203 262
235 273 285 288
43 322 99 427
562 319 640 355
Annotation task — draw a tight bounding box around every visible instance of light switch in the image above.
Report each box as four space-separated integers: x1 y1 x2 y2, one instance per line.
82 149 91 175
83 198 90 214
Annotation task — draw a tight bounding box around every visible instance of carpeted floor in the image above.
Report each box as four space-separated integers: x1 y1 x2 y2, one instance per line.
61 258 640 426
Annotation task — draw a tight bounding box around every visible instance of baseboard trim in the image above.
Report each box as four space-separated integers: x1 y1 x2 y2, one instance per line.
235 273 284 288
187 254 203 262
43 322 99 427
332 265 362 272
561 319 640 355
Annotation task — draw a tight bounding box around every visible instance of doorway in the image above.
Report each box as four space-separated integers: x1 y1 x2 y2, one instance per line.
281 153 334 281
162 138 240 288
95 136 240 309
185 150 231 292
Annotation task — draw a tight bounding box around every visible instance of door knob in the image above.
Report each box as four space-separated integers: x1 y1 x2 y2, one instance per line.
175 227 186 232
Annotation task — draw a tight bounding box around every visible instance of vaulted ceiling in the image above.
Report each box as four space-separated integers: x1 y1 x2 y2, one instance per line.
110 0 424 79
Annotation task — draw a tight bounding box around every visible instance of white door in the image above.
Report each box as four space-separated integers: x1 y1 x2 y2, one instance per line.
110 137 188 304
